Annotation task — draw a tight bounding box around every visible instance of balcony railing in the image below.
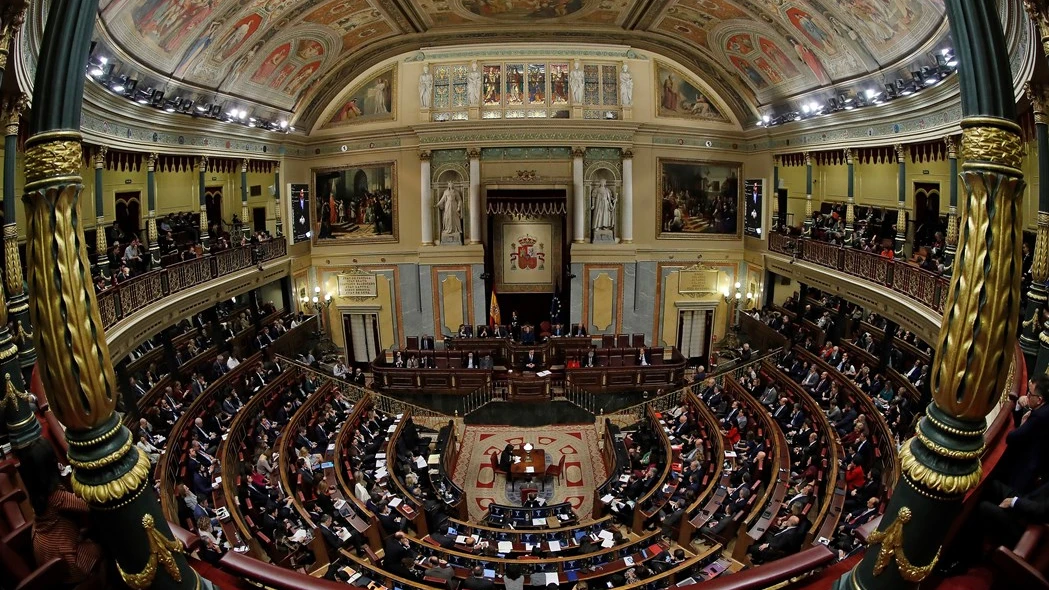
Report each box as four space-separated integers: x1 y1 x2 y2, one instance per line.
767 235 949 314
95 241 289 331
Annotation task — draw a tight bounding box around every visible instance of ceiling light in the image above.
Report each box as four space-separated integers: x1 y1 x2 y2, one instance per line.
865 89 878 99
279 120 288 129
801 104 810 114
89 67 103 77
762 114 770 123
808 102 820 112
196 103 209 112
941 48 950 56
111 84 125 93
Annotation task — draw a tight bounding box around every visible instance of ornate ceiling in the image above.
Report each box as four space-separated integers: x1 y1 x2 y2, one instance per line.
92 0 948 129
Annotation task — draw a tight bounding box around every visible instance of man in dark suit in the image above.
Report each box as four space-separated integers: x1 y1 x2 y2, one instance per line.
499 444 514 473
383 532 413 569
973 478 1049 551
1005 375 1049 492
522 350 541 371
749 515 803 564
462 566 495 590
584 349 599 367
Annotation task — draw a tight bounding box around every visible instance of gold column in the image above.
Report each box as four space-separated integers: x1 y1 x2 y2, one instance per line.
844 148 855 240
894 143 908 255
197 156 209 246
146 153 159 267
94 146 108 273
945 136 959 261
803 151 812 231
241 158 249 231
2 94 26 300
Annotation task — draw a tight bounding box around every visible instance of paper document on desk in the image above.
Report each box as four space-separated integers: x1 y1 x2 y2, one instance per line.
455 535 468 544
415 456 427 469
337 528 352 541
601 539 615 548
598 530 614 540
536 370 551 377
428 454 441 465
619 474 631 483
387 425 397 433
624 556 635 567
548 541 561 552
513 457 522 463
498 541 513 553
600 494 614 504
327 443 336 451
532 518 546 526
376 453 387 459
388 497 403 508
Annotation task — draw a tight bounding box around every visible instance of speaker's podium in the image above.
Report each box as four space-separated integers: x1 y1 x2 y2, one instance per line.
506 370 552 402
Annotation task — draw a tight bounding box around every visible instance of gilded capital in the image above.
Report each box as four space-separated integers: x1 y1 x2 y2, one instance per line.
572 147 586 159
241 158 249 173
1 93 27 136
895 143 907 163
147 152 158 172
773 155 781 167
945 136 957 159
419 150 431 162
803 151 811 166
468 148 481 160
94 146 108 169
844 148 853 165
197 156 208 172
1026 82 1049 124
1024 0 1049 55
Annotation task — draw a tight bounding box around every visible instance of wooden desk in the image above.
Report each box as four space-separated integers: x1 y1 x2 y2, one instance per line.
507 372 551 402
510 448 546 482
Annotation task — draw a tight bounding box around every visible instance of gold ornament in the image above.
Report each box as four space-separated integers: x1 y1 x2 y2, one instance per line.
0 374 30 411
1034 211 1049 284
24 183 120 430
899 439 981 494
867 507 940 582
71 446 150 505
3 222 22 297
116 513 185 590
960 118 1024 172
24 133 83 189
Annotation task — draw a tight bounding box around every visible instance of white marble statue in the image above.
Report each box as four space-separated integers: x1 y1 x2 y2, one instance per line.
569 60 585 105
591 179 616 232
467 61 482 107
419 64 434 109
619 64 634 106
436 181 463 235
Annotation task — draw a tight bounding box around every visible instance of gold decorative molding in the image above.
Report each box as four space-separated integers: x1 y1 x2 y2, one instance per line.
1 93 27 136
1027 82 1049 124
197 156 208 172
0 374 29 412
419 150 431 161
894 143 907 163
899 439 981 494
467 148 481 159
1024 0 1049 57
960 118 1024 172
622 148 634 159
24 132 83 189
844 148 853 165
773 155 781 167
147 152 158 172
3 223 20 297
94 145 107 169
116 513 185 590
867 507 940 582
1034 211 1049 284
572 147 586 159
945 136 957 159
71 447 150 505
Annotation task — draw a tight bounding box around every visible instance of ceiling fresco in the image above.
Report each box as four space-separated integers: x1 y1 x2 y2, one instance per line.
91 0 948 128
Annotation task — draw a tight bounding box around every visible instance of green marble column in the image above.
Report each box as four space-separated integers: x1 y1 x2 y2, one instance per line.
94 147 109 277
836 0 1023 587
23 1 210 588
1 95 34 374
894 143 908 255
146 153 159 268
804 152 813 231
845 148 855 243
944 136 958 275
274 167 283 237
1023 84 1049 373
198 156 209 249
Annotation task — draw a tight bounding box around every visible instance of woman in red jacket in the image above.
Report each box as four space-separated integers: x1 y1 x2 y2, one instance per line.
844 458 866 491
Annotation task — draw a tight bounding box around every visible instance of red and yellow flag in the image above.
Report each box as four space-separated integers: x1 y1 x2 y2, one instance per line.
489 290 501 326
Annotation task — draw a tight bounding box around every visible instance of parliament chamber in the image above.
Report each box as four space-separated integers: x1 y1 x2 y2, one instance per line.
0 1 1045 590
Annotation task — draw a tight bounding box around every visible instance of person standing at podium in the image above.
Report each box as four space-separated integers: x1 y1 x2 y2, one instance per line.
522 350 542 372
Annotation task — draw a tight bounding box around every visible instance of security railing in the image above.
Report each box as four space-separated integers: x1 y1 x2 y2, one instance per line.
95 241 289 330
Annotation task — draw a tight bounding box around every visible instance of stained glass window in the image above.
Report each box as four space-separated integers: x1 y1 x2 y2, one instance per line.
451 64 468 108
550 63 569 105
432 65 451 109
505 64 525 105
483 65 502 106
602 65 618 105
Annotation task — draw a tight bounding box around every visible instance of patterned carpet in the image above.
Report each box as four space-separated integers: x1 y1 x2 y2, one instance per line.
451 425 607 522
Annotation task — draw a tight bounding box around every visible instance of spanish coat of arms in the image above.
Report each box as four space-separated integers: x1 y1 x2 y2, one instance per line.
509 235 545 270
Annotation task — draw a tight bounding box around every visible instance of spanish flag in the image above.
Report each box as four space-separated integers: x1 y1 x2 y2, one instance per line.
489 290 501 327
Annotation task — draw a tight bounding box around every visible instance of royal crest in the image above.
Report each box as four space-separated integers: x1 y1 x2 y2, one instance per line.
509 234 545 270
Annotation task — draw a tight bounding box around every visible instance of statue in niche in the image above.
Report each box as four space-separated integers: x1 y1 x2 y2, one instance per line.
619 64 633 106
591 178 617 242
437 181 463 238
467 61 482 106
569 60 585 105
419 64 434 109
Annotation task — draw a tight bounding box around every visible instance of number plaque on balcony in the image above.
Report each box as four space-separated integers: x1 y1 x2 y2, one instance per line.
678 265 718 295
337 268 378 300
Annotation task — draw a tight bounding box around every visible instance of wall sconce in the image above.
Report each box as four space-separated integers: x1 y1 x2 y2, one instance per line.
302 285 334 313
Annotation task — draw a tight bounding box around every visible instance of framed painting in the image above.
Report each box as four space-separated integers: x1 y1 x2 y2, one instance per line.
655 63 728 122
312 162 397 245
323 65 396 127
658 158 742 239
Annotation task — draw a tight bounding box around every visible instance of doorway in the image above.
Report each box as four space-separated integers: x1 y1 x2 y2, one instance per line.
912 182 942 249
343 312 381 368
114 191 141 242
205 186 224 235
252 207 267 233
677 308 714 365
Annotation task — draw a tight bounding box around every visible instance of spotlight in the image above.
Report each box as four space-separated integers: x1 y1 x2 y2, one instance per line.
801 103 811 114
922 66 938 85
196 103 209 112
762 114 770 123
883 83 896 98
279 120 288 129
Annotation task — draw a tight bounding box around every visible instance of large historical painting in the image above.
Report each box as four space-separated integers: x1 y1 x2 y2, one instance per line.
324 66 396 127
658 159 741 239
312 163 397 244
493 216 563 293
656 63 727 122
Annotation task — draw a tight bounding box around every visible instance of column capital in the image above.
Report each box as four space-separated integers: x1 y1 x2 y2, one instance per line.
1026 81 1049 124
467 147 481 160
94 145 107 169
419 150 431 161
803 151 811 166
146 152 158 171
773 154 781 166
894 143 907 163
241 158 249 172
945 135 958 159
844 148 853 165
572 147 586 159
0 2 28 67
1 92 27 135
622 148 634 159
197 155 208 172
1024 0 1049 55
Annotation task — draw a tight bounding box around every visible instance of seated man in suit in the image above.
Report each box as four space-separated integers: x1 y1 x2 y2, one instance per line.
480 354 494 369
523 491 546 508
583 348 599 368
520 325 536 344
637 347 650 366
550 322 565 337
573 323 588 337
458 324 471 338
477 325 490 338
522 350 541 371
462 566 495 590
748 515 803 564
465 352 478 369
499 444 514 472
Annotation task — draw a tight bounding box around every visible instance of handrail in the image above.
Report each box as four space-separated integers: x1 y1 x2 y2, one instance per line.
95 243 288 331
632 404 676 533
767 235 949 314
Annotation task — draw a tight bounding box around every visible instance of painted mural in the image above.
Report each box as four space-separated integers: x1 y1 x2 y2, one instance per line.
658 159 741 239
324 66 396 126
312 163 397 244
656 63 727 122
